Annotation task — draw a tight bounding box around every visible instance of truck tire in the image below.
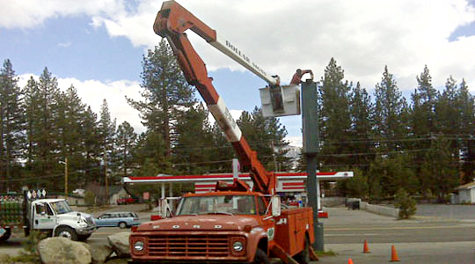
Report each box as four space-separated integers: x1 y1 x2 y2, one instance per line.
294 237 311 264
118 222 127 229
55 226 78 241
253 248 270 264
0 228 11 242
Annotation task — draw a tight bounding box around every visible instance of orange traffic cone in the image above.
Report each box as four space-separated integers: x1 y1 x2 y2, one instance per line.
390 245 400 262
348 258 354 264
363 240 370 253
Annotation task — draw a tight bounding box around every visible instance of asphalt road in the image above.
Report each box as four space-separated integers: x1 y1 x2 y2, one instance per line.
1 205 474 263
321 206 475 244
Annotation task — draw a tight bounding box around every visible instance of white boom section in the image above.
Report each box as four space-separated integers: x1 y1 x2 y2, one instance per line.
209 33 278 86
207 97 242 143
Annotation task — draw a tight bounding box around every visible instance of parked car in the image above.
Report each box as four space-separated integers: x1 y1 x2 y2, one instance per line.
94 212 139 229
117 197 137 205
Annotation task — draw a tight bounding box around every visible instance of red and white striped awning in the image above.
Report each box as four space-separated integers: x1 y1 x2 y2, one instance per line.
123 171 353 193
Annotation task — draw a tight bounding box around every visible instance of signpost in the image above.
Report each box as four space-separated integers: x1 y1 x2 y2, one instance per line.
301 79 323 251
260 77 323 251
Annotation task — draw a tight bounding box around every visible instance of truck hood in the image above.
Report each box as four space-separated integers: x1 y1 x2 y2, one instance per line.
137 215 259 232
57 212 95 225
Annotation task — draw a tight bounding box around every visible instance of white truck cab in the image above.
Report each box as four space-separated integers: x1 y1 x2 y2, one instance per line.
29 198 96 241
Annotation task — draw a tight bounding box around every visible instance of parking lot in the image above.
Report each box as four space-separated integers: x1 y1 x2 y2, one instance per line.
316 206 475 263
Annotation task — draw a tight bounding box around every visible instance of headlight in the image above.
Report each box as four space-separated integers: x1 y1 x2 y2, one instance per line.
233 241 243 252
134 241 144 251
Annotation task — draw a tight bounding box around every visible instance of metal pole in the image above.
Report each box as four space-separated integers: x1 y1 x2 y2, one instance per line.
104 154 109 205
301 79 323 251
64 157 68 200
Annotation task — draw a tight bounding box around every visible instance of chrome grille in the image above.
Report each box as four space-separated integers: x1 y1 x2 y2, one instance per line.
148 234 230 258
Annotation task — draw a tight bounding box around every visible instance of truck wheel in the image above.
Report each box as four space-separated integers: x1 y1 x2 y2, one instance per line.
118 222 127 229
294 237 311 264
0 228 11 242
55 226 78 241
253 248 270 264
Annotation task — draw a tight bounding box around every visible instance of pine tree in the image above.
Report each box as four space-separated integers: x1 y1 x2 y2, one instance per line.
55 85 87 190
98 99 116 187
208 123 235 173
319 58 352 170
116 121 137 177
237 107 292 172
349 82 374 171
81 106 102 184
173 103 215 174
373 66 408 153
420 136 459 201
30 68 61 189
457 79 474 184
128 39 196 161
0 59 25 191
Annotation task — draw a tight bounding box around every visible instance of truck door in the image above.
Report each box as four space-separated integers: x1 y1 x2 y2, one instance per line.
32 202 56 230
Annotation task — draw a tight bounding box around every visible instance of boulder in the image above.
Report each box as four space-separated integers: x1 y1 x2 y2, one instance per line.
83 243 114 264
38 237 92 264
107 232 131 257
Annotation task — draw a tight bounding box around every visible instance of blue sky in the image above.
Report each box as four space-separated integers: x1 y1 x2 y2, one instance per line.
1 0 474 146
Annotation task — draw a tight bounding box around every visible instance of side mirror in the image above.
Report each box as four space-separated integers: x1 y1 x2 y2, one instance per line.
271 196 281 217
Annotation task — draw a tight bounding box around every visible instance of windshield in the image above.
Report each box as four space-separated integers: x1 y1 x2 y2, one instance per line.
49 200 72 215
177 195 256 216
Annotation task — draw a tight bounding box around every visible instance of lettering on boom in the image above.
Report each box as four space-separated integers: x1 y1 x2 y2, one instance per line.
225 40 267 77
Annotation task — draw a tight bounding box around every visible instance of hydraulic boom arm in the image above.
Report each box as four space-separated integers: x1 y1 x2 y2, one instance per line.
154 0 276 194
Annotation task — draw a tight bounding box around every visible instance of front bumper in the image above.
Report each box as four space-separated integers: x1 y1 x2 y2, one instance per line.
76 225 96 235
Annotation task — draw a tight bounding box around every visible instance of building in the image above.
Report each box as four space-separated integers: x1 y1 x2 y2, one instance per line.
453 181 475 204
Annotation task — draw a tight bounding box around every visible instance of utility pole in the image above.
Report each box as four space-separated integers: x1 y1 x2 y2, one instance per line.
301 79 323 251
59 158 69 200
104 154 109 205
64 157 68 200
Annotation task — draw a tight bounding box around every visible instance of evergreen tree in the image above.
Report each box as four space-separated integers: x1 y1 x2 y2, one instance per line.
98 99 116 185
128 39 196 161
457 79 474 184
373 66 409 152
173 103 215 174
23 77 39 167
0 59 24 191
319 58 352 170
349 82 374 171
420 136 459 201
55 85 87 190
81 106 102 185
132 131 170 176
409 66 440 190
208 123 235 173
435 76 459 135
411 65 438 137
116 121 137 177
31 68 61 189
237 107 292 172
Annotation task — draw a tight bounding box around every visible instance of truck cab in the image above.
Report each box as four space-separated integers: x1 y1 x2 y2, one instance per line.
29 199 96 241
130 191 313 263
1 193 96 242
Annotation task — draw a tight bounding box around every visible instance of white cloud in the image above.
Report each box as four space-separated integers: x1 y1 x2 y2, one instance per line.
18 74 145 134
57 41 71 47
2 0 474 93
